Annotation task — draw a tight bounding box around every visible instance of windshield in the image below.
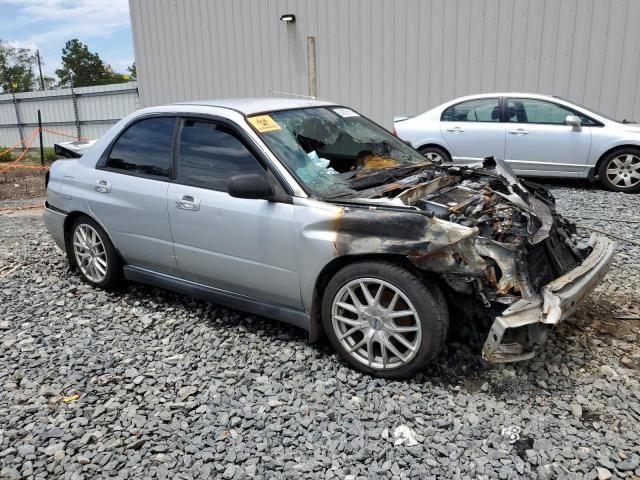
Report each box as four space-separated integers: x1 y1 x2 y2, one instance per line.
249 107 429 198
557 96 635 123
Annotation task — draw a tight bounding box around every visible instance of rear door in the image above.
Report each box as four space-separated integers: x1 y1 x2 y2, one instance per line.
88 116 179 275
440 98 505 165
167 118 301 308
503 98 592 175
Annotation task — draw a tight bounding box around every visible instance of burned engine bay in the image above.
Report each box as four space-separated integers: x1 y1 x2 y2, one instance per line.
332 157 591 321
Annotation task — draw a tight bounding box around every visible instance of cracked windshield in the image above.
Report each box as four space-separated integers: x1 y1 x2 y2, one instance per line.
250 107 429 198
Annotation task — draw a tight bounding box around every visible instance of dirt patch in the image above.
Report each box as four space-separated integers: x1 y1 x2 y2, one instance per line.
571 297 640 341
0 172 47 201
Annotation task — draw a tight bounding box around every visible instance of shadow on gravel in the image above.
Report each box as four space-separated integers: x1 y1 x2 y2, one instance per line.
92 277 630 393
536 178 600 190
110 281 496 385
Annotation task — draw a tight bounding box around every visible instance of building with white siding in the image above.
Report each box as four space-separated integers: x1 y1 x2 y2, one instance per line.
129 0 640 128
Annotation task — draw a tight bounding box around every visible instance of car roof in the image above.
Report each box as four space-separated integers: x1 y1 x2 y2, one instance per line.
442 92 561 103
415 92 581 117
176 97 338 115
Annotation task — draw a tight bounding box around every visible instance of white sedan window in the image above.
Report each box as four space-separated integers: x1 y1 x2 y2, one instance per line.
508 99 573 124
441 99 500 122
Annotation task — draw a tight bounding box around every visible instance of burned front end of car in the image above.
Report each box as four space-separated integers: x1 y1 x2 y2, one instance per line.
248 105 613 362
333 157 615 363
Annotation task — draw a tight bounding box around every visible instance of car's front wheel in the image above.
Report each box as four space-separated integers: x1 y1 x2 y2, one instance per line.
69 216 122 290
322 261 448 378
598 149 640 193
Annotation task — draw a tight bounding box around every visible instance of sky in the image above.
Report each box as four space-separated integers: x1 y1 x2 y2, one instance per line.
0 0 134 78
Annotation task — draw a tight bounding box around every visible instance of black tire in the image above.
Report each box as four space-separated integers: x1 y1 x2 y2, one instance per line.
418 145 451 164
597 148 640 193
68 216 123 290
322 261 448 378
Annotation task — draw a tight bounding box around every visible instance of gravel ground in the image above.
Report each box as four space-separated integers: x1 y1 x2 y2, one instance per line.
0 185 639 480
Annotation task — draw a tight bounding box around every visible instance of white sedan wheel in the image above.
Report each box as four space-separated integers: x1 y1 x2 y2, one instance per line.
604 153 640 190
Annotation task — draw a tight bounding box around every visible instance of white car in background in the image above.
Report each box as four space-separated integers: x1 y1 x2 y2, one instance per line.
394 93 640 193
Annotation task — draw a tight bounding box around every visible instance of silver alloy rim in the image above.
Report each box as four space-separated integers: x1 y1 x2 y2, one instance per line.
423 151 443 162
606 154 640 189
73 224 108 283
331 278 422 370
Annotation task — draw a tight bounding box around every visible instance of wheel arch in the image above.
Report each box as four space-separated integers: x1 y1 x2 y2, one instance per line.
415 143 451 159
63 210 121 268
308 253 451 343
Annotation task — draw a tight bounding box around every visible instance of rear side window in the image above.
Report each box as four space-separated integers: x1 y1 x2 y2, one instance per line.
176 120 265 191
106 117 176 178
441 98 500 122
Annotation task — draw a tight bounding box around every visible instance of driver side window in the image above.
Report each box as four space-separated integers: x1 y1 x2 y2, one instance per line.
507 99 572 124
506 98 598 126
175 120 265 191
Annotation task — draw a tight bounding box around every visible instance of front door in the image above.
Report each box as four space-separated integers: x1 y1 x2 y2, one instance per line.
503 98 592 176
167 119 301 308
88 116 179 275
440 97 505 165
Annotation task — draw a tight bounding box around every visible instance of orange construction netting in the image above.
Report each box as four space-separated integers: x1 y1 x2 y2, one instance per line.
0 127 90 174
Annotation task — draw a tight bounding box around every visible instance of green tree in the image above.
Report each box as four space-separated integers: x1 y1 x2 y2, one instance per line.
127 62 136 80
0 39 36 93
55 39 110 87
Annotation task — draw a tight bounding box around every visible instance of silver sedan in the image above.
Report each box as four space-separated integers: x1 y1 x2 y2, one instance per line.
43 98 613 377
394 93 640 193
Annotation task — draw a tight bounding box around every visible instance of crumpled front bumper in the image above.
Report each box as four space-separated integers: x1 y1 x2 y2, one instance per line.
482 234 615 363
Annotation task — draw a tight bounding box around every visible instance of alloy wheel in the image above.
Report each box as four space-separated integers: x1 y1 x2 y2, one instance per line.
73 224 108 283
423 151 443 163
606 154 640 189
331 278 422 370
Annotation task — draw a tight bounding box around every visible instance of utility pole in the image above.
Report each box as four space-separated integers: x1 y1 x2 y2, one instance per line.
36 50 45 90
38 110 44 166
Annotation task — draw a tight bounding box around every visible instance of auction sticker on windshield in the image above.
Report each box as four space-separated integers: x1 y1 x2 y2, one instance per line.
333 108 359 118
248 115 282 133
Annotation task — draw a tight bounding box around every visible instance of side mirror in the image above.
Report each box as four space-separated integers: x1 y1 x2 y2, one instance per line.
227 173 275 200
565 115 582 130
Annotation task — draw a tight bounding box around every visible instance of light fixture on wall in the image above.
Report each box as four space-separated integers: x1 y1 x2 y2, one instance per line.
280 14 296 23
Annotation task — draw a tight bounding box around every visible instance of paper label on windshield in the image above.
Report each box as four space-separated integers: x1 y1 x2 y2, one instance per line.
333 108 359 118
248 115 281 133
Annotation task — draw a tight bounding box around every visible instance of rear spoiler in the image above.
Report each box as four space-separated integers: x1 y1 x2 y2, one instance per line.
54 140 97 159
393 116 413 123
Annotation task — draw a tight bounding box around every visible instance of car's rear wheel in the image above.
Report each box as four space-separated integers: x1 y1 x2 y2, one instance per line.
418 145 451 164
70 216 122 290
598 149 640 193
322 261 448 378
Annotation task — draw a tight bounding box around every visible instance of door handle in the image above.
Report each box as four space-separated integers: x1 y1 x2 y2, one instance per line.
446 127 465 133
95 179 111 193
176 194 200 211
508 129 529 135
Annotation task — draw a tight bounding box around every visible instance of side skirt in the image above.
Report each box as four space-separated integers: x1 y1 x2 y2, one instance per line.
123 265 310 332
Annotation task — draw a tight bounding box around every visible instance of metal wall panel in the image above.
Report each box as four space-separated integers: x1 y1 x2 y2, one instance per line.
130 0 640 128
0 82 138 148
0 103 16 126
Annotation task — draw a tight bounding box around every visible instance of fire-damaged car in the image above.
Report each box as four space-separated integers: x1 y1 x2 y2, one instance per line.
43 99 615 378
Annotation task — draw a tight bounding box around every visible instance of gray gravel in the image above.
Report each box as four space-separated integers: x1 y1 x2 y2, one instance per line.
1 184 639 479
